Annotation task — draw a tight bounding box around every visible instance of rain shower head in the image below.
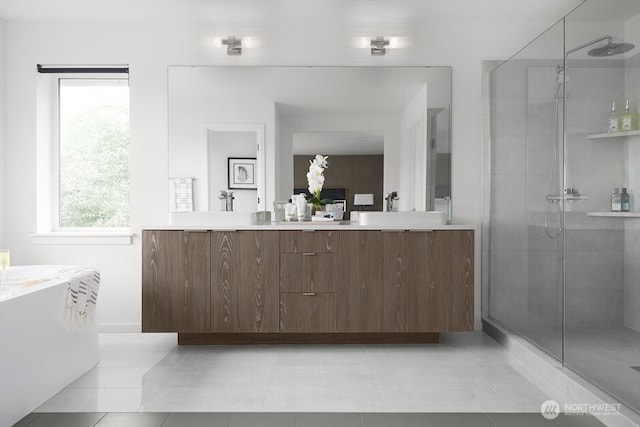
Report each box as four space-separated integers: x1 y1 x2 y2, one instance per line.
588 42 635 57
565 35 635 58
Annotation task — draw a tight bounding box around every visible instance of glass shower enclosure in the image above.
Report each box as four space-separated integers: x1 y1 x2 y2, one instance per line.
485 0 640 415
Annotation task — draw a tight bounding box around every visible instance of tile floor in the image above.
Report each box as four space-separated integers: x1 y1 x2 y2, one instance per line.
33 332 574 414
16 412 606 427
564 328 640 415
520 327 640 416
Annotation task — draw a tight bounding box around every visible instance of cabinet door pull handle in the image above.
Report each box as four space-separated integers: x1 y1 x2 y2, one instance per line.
302 230 316 233
302 252 316 256
302 292 316 296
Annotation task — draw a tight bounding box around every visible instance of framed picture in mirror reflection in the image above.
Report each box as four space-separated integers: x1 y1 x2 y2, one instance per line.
228 157 257 190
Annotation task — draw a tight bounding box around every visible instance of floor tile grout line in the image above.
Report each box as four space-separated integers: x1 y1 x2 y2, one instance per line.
260 344 281 412
365 344 391 412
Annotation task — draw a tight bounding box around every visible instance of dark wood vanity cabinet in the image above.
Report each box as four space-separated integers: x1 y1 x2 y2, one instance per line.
142 230 211 333
337 230 474 333
210 231 280 333
279 230 338 332
406 229 474 332
142 228 474 341
142 230 279 333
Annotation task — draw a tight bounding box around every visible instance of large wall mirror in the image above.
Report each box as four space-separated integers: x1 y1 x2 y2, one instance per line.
168 66 451 214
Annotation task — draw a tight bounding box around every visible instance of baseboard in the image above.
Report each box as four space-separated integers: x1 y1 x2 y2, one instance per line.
483 318 640 427
97 323 141 333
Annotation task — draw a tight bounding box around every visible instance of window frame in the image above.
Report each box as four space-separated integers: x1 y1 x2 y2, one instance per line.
34 66 132 244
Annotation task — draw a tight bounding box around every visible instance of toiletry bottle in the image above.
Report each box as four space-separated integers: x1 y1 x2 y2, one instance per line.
608 101 619 133
296 194 307 222
285 199 296 222
611 188 622 212
621 99 637 132
621 188 630 212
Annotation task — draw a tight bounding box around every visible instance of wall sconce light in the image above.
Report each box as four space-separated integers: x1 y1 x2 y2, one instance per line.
352 36 407 55
370 36 389 56
213 36 263 55
221 36 242 55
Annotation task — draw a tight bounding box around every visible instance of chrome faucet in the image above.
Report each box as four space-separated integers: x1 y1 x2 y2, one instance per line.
219 190 235 212
384 191 398 212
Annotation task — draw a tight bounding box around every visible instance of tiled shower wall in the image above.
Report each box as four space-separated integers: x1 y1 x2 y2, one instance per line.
488 58 532 332
488 59 565 346
562 63 626 329
487 57 636 338
624 55 640 332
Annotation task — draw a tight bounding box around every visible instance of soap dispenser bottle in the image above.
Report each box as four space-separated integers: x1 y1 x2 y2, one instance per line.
608 101 620 133
611 188 622 212
621 188 630 212
621 100 637 131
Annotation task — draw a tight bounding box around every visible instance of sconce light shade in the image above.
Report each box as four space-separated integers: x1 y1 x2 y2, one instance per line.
370 36 389 56
222 36 242 55
351 36 407 54
354 193 374 206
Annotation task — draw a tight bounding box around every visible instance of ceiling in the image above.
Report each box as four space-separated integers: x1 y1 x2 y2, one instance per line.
0 0 584 23
293 131 384 156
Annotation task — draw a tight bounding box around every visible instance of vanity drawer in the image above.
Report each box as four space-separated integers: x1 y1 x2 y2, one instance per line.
280 230 337 253
279 293 337 332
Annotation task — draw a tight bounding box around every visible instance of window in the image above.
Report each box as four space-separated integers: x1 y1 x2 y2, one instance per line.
58 78 129 228
36 65 130 238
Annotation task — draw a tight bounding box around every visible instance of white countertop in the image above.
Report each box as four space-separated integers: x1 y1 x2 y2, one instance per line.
144 222 476 231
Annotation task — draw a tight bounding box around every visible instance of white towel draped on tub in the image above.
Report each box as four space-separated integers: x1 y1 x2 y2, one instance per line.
58 266 101 331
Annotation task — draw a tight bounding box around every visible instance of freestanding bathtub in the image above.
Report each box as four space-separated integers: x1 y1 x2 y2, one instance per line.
0 266 100 427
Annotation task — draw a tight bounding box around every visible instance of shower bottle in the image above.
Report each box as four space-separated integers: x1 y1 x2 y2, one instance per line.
621 188 630 212
608 101 619 133
621 100 637 131
612 188 622 212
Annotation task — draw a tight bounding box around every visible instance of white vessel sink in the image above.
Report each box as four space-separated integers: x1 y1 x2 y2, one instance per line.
358 211 446 226
169 211 257 226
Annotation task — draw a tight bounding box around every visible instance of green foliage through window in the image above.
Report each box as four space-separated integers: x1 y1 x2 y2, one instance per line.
59 80 129 228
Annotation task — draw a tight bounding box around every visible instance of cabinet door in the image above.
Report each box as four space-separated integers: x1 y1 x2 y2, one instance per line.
405 230 474 332
426 230 474 331
381 231 408 332
280 293 337 332
338 230 474 333
337 231 385 332
280 253 337 293
142 230 211 333
211 231 279 332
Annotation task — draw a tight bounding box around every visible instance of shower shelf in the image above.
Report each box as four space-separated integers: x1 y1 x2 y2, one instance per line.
587 212 640 218
587 130 640 139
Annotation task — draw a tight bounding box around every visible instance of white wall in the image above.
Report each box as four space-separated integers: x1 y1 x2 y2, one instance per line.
399 85 428 211
2 17 570 330
0 18 5 248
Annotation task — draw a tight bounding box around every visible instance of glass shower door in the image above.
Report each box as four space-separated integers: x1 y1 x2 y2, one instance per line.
563 3 640 413
488 20 565 360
